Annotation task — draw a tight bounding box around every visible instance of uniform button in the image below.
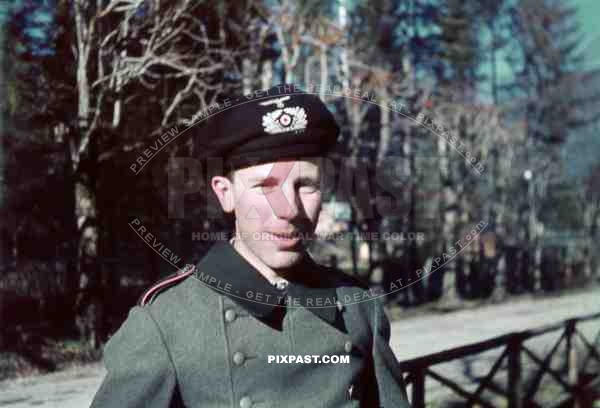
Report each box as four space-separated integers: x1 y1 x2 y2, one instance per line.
225 308 237 322
233 351 246 365
336 300 345 312
239 396 252 408
344 340 353 353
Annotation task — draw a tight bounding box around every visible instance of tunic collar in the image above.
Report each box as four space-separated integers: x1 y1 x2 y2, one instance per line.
193 240 339 325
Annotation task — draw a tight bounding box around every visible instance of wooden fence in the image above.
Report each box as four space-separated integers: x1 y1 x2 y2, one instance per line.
399 312 600 408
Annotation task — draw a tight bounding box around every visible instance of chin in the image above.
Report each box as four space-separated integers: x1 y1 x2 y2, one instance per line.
264 251 303 270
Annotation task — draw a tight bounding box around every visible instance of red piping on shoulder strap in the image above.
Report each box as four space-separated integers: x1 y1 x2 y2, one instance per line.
138 264 196 306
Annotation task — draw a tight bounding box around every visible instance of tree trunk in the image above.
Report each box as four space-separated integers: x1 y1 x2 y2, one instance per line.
261 60 273 90
242 57 253 95
73 0 101 348
319 44 327 100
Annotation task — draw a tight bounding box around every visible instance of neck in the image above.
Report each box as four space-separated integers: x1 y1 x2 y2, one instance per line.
231 237 298 284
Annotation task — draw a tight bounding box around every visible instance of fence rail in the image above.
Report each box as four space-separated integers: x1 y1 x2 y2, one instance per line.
399 312 600 408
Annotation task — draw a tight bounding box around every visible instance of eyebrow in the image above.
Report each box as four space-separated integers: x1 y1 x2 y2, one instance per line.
247 176 319 185
247 176 279 184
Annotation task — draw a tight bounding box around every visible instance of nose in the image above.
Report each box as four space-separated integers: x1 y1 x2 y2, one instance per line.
268 179 301 220
261 161 303 222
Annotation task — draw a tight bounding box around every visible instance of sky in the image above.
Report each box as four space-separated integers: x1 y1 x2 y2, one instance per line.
575 0 600 69
562 0 600 178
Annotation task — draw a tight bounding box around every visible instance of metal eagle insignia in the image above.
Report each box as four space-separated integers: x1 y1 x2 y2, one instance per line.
261 96 308 134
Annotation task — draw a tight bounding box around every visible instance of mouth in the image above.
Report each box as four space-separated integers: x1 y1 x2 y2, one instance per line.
269 232 301 238
267 231 303 248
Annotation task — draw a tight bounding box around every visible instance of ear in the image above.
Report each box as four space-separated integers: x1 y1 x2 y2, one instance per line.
211 175 235 213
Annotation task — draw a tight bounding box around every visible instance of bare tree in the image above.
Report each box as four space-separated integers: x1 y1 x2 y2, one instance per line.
66 0 256 346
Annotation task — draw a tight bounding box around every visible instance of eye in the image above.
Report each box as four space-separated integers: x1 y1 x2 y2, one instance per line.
298 181 320 194
261 186 277 194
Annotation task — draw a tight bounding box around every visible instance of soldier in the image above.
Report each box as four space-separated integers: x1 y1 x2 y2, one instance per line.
90 84 411 408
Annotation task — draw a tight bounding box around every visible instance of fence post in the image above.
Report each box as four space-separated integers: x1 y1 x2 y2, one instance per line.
508 334 523 408
565 319 578 385
412 367 426 408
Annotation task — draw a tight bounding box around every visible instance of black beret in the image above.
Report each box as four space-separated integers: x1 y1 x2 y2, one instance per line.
195 84 339 173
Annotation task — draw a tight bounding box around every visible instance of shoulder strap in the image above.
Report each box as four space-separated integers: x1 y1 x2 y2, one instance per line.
138 264 196 307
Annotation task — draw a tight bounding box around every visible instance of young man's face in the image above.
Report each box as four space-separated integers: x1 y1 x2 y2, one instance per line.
212 158 323 270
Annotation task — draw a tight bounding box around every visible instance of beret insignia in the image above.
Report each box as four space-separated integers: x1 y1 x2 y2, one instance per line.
262 106 308 135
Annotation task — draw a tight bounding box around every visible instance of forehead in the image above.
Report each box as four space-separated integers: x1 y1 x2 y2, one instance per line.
233 158 322 181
